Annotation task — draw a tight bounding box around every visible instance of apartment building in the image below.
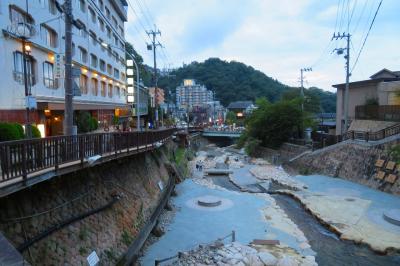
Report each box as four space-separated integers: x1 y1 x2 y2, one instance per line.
0 0 129 136
175 79 213 108
148 87 165 108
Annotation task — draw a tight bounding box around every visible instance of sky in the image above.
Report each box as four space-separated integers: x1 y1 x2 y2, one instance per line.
125 0 399 92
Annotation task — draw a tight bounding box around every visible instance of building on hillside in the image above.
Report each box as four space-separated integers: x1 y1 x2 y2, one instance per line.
227 101 255 117
148 87 165 108
333 68 400 135
0 0 129 136
175 79 213 108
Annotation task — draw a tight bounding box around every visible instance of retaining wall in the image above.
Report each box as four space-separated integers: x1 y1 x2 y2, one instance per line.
0 141 177 265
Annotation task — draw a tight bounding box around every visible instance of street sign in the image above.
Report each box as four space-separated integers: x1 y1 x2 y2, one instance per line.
72 67 81 78
25 96 37 110
55 54 63 79
87 251 99 266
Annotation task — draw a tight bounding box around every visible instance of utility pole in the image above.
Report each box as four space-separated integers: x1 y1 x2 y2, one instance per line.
146 27 162 128
63 0 74 135
332 32 351 134
300 67 312 112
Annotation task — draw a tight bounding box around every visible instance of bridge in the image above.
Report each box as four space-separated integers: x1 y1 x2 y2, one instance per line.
0 129 176 197
201 129 243 138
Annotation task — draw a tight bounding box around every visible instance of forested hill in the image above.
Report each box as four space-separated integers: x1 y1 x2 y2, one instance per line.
158 58 291 106
157 58 336 112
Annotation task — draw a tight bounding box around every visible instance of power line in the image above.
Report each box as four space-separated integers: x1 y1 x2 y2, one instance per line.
351 0 383 73
351 0 370 33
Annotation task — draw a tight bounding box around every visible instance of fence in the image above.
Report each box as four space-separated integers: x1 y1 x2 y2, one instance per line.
355 105 400 122
311 122 400 149
0 129 176 184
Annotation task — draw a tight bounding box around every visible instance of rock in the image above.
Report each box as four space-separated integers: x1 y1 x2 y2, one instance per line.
246 254 264 266
258 251 278 266
299 242 311 250
277 256 299 266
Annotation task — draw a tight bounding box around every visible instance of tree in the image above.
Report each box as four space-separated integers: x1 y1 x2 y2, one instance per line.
245 98 303 148
225 111 237 125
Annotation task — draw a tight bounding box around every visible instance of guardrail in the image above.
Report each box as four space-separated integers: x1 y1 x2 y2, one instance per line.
344 123 400 141
0 129 176 184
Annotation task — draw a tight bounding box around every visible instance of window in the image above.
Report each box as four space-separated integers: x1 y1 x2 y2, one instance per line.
119 26 124 36
90 54 98 68
78 0 86 13
99 18 105 32
105 7 110 19
40 24 58 48
89 31 97 46
79 46 87 63
112 16 117 28
91 78 98 96
121 72 126 82
9 6 34 24
98 0 104 11
101 81 106 97
49 0 57 15
115 86 120 96
108 83 113 97
107 64 112 75
43 62 55 88
77 20 86 38
13 51 35 85
89 7 96 23
99 59 106 72
114 68 120 79
113 34 118 46
106 26 111 39
80 74 88 94
113 51 119 63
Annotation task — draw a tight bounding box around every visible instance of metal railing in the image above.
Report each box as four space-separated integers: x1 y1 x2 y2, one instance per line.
312 123 400 149
0 129 176 184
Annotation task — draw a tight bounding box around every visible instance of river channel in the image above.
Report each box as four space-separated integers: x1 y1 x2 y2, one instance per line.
141 145 400 265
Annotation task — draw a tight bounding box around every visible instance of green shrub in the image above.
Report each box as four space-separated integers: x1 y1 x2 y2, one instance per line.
236 131 248 149
245 137 261 157
90 117 98 131
0 123 25 142
389 145 400 164
31 125 42 138
13 123 25 138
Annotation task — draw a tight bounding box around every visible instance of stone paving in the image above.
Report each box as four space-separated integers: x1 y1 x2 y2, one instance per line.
140 147 316 266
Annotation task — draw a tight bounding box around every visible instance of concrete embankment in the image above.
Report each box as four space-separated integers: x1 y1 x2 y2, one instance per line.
0 141 179 265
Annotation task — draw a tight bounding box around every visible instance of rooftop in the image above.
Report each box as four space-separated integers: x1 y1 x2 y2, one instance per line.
333 68 400 89
227 101 254 109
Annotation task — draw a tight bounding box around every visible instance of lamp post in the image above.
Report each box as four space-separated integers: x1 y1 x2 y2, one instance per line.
102 43 140 131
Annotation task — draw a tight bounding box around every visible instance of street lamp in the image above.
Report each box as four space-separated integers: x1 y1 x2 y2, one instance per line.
102 42 140 131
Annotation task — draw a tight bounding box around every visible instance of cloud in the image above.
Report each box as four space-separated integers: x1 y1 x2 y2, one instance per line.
125 0 399 92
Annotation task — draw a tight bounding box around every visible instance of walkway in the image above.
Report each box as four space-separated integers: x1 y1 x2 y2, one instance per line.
0 129 176 197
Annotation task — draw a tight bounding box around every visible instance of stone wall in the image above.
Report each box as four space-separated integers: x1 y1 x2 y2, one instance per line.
288 139 400 195
0 142 177 265
254 143 311 164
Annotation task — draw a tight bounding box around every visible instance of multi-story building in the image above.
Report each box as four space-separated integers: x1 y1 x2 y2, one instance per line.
175 79 213 108
0 0 129 136
333 68 400 135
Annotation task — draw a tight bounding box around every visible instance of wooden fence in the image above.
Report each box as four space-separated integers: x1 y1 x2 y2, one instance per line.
0 129 176 184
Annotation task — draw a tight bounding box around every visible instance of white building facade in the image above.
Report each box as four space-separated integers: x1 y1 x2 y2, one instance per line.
175 79 213 108
0 0 129 136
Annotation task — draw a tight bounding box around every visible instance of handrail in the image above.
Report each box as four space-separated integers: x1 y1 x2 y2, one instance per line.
0 129 176 184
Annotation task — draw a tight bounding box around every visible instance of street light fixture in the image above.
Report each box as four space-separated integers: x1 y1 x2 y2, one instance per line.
102 42 141 131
